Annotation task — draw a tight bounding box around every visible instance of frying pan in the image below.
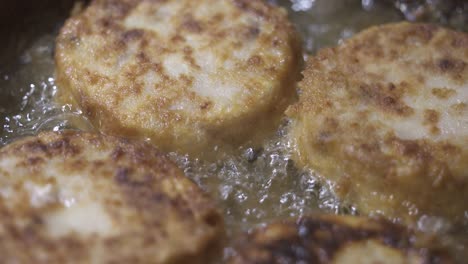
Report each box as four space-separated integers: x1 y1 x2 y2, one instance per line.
0 0 466 263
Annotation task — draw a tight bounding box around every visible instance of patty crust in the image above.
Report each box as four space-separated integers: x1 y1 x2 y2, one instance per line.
230 215 452 264
0 131 223 263
286 22 468 224
55 0 302 157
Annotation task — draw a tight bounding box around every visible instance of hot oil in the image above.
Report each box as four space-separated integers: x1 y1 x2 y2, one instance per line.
0 0 467 263
168 123 359 260
0 35 93 146
169 122 350 232
273 0 402 54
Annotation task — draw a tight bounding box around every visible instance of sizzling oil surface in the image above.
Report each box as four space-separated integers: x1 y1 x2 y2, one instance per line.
0 0 467 263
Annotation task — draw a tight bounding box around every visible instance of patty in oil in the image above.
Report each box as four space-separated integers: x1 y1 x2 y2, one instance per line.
55 0 302 157
286 22 468 224
0 131 223 264
230 214 452 264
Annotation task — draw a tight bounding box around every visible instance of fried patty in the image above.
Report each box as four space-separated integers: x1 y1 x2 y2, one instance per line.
286 22 468 224
230 215 452 264
55 0 302 157
0 131 223 263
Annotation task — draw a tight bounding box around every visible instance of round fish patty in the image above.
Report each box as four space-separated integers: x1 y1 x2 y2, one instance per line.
286 22 468 224
229 215 452 264
0 131 223 263
55 0 302 157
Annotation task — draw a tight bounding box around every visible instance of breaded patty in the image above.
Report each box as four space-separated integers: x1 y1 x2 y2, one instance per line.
55 0 302 157
0 131 223 263
286 23 468 224
230 215 452 264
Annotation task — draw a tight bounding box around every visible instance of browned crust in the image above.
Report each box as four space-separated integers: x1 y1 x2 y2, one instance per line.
0 131 223 263
229 215 452 264
55 0 302 157
286 22 468 224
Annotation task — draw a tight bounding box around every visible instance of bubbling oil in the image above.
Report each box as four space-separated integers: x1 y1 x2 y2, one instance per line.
168 124 359 261
0 35 93 146
168 122 354 235
0 0 467 263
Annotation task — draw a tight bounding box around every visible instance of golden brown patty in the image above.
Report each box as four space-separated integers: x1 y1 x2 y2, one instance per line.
55 0 302 157
0 131 223 263
286 22 468 224
230 215 452 264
